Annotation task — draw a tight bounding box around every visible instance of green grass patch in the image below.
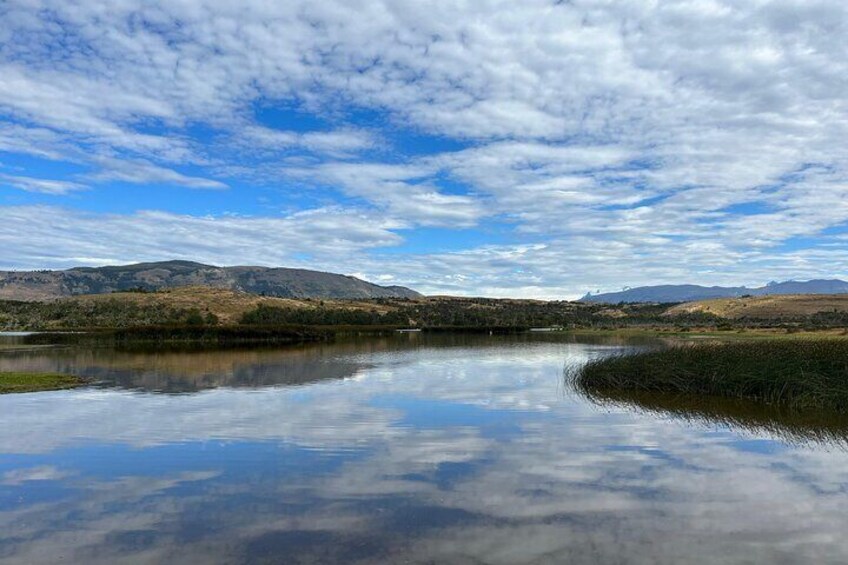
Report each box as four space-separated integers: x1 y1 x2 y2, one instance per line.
0 372 87 394
571 339 848 411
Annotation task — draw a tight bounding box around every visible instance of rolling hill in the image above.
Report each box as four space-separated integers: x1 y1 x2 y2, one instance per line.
39 286 397 325
665 294 848 320
0 261 421 301
581 279 848 304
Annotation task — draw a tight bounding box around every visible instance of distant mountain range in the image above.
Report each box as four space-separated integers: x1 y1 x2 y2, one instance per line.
580 279 848 304
0 261 421 301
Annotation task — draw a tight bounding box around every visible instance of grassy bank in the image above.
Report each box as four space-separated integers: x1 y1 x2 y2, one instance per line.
0 372 87 394
571 340 848 411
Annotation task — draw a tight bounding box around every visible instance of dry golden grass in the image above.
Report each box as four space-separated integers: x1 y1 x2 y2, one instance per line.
64 286 397 324
596 308 628 318
666 294 848 319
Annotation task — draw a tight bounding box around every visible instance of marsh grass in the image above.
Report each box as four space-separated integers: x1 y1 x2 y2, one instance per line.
0 372 87 394
570 339 848 411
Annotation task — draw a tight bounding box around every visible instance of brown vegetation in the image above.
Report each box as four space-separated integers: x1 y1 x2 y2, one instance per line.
71 286 394 325
666 294 848 320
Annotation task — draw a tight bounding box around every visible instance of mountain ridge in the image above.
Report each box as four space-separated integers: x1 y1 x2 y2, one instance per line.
580 279 848 304
0 261 421 301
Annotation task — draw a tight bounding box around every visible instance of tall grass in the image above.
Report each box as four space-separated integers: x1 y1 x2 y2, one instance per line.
571 339 848 411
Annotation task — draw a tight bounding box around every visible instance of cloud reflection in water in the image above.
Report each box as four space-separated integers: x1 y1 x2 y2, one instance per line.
1 335 848 563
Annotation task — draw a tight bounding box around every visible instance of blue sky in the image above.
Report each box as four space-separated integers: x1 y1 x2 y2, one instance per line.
1 1 848 298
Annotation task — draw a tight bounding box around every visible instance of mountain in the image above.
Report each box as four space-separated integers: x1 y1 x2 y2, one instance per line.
580 279 848 304
0 261 421 301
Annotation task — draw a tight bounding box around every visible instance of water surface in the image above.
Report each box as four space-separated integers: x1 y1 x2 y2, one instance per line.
2 334 848 564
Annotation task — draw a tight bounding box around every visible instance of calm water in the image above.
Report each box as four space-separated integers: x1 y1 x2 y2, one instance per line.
2 334 848 564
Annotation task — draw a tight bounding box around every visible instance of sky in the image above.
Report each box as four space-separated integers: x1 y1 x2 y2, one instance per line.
1 0 847 298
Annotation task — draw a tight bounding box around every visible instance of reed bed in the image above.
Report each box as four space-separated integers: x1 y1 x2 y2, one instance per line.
571 339 848 411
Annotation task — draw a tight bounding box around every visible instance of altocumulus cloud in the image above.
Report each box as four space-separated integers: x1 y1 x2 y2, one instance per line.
0 0 847 297
0 206 403 270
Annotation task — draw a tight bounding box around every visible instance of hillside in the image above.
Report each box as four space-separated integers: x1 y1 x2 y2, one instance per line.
0 290 664 331
581 279 848 304
0 261 420 301
4 288 848 332
666 294 848 320
0 286 401 328
72 287 398 324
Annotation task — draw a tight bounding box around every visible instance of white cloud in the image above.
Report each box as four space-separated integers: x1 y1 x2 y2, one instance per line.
87 157 228 190
1 1 848 293
0 205 403 271
239 126 376 157
3 204 848 298
0 173 87 194
297 161 486 227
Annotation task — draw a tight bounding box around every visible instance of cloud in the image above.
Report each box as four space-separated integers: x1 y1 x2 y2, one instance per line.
0 173 87 194
0 205 403 271
297 161 486 227
3 203 848 298
1 1 848 293
239 126 377 157
87 157 228 190
0 123 79 161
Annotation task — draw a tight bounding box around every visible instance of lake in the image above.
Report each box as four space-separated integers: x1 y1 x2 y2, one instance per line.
2 333 848 564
